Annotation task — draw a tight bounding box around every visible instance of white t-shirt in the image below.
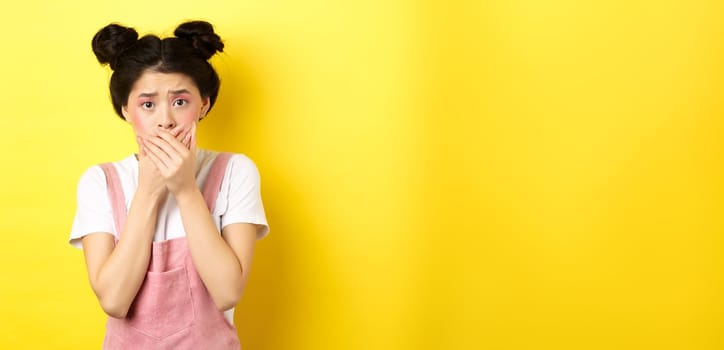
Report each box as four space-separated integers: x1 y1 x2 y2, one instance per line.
69 148 270 323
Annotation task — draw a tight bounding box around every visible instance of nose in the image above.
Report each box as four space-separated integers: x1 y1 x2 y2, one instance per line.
157 120 176 129
157 108 176 130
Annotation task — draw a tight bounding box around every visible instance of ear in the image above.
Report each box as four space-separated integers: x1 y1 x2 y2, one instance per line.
121 105 131 122
199 97 211 120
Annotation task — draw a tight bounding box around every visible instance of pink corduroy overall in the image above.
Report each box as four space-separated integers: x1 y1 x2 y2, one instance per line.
98 153 241 350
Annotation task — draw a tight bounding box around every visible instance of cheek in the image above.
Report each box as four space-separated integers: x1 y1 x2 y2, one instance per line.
174 111 200 130
178 111 199 124
129 114 156 136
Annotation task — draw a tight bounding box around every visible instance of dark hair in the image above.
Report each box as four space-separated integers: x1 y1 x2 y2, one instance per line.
92 21 224 120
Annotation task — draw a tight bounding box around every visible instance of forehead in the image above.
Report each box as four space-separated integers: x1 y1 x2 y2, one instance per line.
130 71 200 96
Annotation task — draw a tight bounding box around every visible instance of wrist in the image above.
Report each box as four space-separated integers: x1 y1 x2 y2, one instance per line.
136 186 167 204
173 185 202 206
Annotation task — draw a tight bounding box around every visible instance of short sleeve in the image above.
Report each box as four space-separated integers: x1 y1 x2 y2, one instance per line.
219 154 270 240
69 165 116 249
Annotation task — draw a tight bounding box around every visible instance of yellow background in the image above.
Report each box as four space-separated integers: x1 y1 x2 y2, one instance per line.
0 0 722 349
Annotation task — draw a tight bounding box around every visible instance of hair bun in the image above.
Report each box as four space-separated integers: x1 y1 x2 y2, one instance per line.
92 24 139 69
174 21 224 60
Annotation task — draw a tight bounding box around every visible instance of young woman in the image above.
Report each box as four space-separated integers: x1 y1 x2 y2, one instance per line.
69 20 269 349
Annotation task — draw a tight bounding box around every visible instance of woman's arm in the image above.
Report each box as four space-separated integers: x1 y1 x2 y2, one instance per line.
175 189 257 311
82 149 167 318
81 190 163 318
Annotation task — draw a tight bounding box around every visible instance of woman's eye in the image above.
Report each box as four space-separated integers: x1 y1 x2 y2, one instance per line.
142 102 154 109
173 99 187 107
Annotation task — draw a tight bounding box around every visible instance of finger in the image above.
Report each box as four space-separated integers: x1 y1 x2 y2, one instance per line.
143 143 171 174
145 134 180 162
156 129 189 155
176 128 188 141
183 132 191 149
143 138 177 170
170 128 186 146
177 128 190 149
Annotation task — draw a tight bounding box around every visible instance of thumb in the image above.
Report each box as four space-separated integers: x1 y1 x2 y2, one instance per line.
189 123 197 153
136 136 147 158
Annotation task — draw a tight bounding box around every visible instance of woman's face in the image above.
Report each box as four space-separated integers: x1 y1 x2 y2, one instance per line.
122 71 210 140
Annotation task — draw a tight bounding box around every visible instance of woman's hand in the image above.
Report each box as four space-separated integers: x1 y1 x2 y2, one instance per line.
141 124 198 197
136 136 168 201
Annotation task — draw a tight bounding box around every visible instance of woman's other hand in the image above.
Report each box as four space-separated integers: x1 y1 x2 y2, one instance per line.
136 136 168 201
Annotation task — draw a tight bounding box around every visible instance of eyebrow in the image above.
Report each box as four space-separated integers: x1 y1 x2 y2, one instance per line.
169 89 192 96
137 89 192 98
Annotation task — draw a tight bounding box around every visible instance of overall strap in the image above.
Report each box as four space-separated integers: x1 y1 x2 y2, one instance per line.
99 163 127 238
202 152 233 213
